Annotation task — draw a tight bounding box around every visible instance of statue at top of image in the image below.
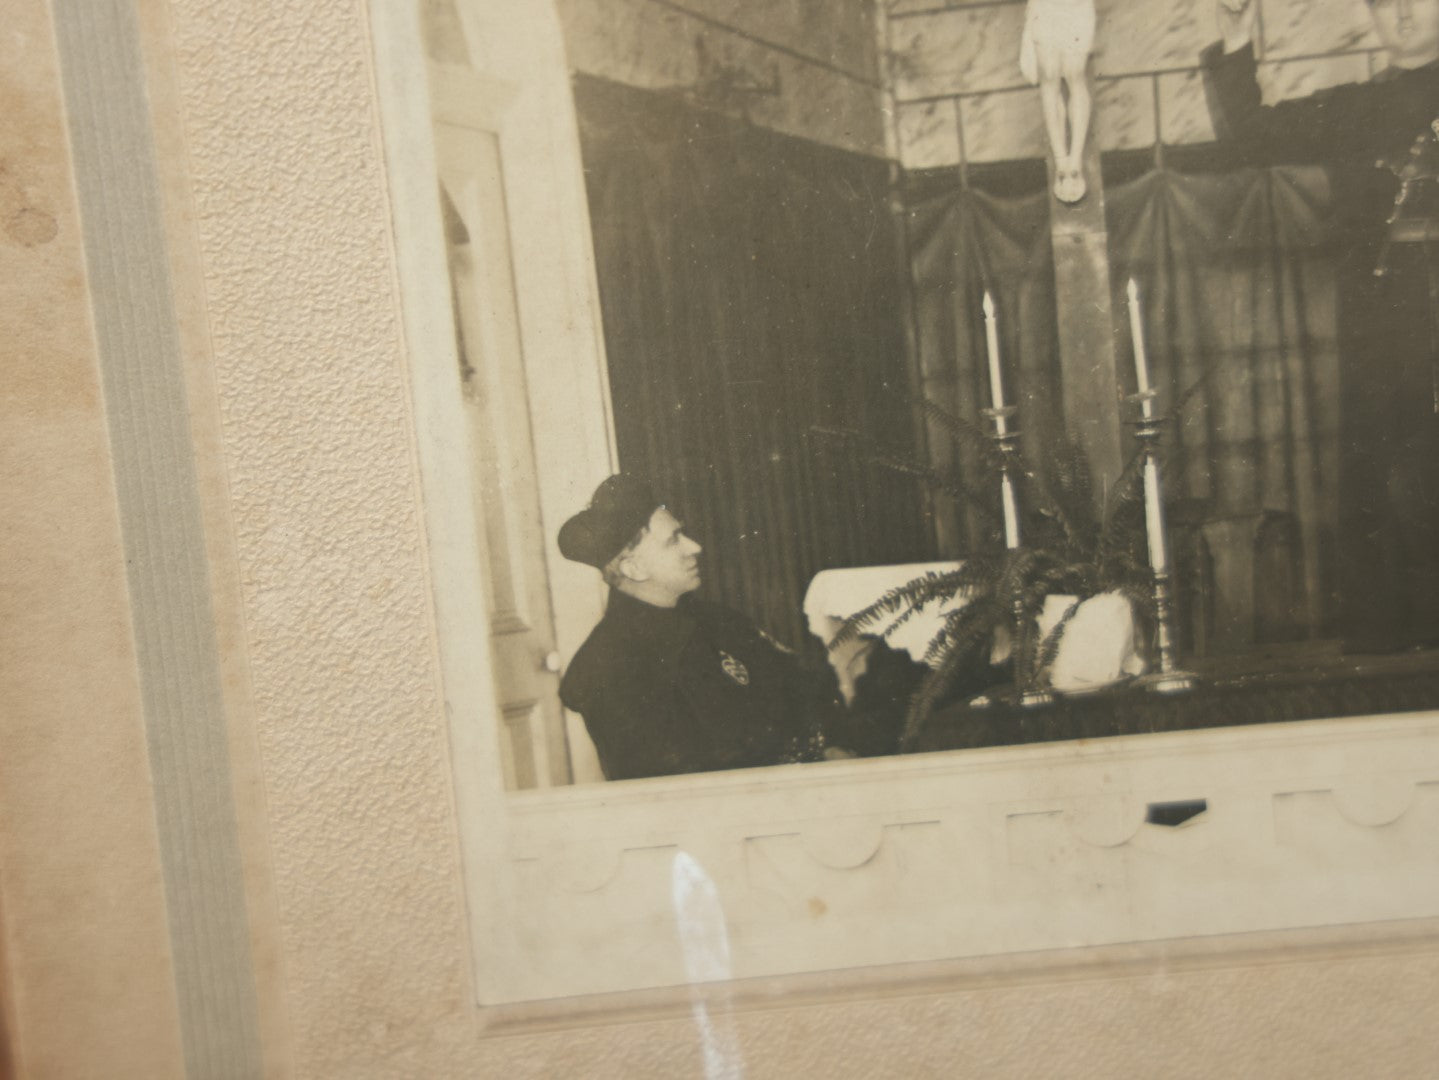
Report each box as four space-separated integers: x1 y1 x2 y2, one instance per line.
1020 0 1097 203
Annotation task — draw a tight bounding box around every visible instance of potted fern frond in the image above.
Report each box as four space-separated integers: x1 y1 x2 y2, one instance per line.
813 396 1156 748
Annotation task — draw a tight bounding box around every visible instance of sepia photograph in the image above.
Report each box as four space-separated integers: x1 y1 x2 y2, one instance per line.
5 0 1439 1074
368 0 1439 1011
411 0 1439 794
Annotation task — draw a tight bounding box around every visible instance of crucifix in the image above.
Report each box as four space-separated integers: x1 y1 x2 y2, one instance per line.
1020 0 1097 204
1017 0 1123 498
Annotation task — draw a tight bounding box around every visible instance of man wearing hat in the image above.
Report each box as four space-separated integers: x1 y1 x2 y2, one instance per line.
557 475 858 781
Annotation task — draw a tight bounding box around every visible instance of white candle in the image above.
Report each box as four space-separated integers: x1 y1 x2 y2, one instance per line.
1143 456 1168 574
982 291 1008 434
1001 473 1021 550
1127 278 1154 419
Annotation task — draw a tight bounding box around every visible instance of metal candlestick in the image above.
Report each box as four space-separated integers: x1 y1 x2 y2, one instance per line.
1127 392 1196 693
1125 278 1195 693
984 405 1022 550
984 404 1054 706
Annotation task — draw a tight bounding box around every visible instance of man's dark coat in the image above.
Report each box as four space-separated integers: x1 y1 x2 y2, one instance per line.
560 589 835 781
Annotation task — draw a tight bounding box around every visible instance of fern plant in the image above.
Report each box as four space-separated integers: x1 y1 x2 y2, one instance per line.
813 396 1155 748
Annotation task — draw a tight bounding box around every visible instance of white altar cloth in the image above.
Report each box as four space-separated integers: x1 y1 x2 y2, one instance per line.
802 561 966 663
803 563 1145 694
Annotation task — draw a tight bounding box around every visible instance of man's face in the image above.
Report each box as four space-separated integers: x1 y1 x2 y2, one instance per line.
1370 0 1439 68
621 508 702 605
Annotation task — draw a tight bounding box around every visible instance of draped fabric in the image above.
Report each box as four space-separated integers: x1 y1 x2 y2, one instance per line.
1106 165 1343 638
573 77 931 647
904 167 1063 555
906 162 1344 638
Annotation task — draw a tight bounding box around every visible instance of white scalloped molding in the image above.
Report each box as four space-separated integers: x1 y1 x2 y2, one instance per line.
496 715 1439 1002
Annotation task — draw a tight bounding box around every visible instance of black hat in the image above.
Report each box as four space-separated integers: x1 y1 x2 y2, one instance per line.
557 475 661 569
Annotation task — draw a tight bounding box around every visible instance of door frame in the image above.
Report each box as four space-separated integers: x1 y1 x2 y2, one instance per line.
368 0 616 987
371 0 616 788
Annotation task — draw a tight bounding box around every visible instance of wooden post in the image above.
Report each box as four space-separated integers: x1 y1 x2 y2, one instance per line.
1047 141 1124 501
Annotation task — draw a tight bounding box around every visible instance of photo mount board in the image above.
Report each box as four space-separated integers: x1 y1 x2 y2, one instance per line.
366 0 1439 1019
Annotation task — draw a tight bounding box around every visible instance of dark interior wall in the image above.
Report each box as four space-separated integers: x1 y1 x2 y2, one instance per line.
574 76 932 645
555 0 939 644
557 0 886 157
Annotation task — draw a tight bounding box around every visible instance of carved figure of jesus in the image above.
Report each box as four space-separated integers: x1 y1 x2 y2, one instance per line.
1019 0 1097 203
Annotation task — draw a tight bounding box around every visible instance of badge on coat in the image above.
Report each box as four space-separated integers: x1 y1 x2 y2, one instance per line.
719 650 750 686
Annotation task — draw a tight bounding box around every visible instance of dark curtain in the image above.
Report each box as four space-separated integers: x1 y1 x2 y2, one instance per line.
904 165 1063 555
574 76 931 646
906 161 1344 638
1106 164 1343 638
1328 181 1439 649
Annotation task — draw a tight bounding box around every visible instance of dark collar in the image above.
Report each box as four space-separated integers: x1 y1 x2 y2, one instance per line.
602 588 699 666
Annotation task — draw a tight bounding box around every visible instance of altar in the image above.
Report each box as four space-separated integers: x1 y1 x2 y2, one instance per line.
806 562 1439 756
916 647 1439 754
